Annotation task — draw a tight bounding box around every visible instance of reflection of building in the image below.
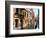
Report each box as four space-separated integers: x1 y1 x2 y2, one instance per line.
13 8 35 29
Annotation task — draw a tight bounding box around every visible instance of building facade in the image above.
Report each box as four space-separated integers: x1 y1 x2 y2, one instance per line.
13 8 35 29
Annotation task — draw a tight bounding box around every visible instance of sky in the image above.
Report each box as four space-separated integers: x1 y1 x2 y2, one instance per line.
33 9 39 17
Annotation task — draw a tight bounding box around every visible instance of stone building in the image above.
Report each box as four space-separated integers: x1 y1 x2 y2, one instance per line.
13 8 35 29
